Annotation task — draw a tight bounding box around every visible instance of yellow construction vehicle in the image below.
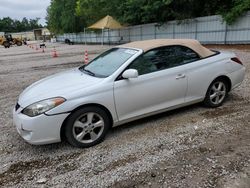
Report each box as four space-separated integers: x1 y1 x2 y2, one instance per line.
0 34 22 48
0 35 10 48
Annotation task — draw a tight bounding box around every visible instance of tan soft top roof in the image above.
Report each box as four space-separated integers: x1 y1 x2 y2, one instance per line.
118 39 214 58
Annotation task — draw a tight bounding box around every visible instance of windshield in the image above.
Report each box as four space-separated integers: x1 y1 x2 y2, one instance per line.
79 48 138 77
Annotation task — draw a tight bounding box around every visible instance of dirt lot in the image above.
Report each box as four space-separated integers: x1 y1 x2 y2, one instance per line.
0 42 249 188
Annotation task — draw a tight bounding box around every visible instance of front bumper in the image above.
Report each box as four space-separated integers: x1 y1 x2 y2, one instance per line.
13 108 70 145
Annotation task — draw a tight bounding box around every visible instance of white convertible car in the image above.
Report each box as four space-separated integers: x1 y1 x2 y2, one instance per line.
13 39 245 148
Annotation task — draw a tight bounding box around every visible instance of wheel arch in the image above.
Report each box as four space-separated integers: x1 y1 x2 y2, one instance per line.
60 103 114 141
211 75 232 92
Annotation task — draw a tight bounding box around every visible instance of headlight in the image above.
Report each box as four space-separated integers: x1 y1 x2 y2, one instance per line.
22 97 66 117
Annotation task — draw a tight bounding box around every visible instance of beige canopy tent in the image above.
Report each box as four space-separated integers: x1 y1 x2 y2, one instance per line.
88 15 123 45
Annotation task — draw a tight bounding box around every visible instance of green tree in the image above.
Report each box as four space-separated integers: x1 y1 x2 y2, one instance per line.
222 0 250 24
76 0 118 25
47 0 84 34
0 17 41 32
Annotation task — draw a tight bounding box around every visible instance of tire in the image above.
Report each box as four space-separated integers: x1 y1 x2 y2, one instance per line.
16 41 22 46
203 78 229 108
64 106 111 148
3 41 10 48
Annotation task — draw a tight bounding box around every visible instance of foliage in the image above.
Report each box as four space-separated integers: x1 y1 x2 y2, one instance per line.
46 0 250 33
46 0 84 34
0 17 42 33
75 0 174 25
222 0 250 24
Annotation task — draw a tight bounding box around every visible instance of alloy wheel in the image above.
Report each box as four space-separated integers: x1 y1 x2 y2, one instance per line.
72 112 105 144
209 81 226 105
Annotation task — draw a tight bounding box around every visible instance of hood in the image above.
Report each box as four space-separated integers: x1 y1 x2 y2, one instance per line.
18 68 103 107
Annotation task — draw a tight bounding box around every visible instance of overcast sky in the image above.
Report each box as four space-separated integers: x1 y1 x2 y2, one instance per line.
0 0 51 26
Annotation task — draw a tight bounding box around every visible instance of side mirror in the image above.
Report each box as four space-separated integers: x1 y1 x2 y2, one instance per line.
122 69 138 79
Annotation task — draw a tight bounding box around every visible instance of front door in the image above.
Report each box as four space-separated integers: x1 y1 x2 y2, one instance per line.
114 46 188 122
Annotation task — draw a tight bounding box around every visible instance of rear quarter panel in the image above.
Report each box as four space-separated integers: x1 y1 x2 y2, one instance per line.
184 52 232 102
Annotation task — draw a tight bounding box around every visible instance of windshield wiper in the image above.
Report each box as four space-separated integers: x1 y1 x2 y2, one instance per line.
80 67 96 76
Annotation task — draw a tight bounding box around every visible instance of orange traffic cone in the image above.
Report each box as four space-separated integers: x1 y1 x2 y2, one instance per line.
52 47 58 58
84 50 89 64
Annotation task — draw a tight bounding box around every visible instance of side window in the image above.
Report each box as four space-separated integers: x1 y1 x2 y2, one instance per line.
128 45 200 76
128 50 159 75
176 46 200 64
129 47 175 75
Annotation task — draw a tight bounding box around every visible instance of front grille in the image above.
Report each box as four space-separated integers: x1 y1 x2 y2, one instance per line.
15 103 20 111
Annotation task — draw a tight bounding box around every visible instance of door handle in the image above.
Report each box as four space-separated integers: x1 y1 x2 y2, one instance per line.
176 74 186 79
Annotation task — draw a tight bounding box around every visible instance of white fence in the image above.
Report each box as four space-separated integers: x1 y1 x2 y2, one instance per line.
57 11 250 44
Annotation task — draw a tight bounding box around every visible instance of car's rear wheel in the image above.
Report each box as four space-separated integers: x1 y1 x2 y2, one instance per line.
204 78 228 107
64 106 111 148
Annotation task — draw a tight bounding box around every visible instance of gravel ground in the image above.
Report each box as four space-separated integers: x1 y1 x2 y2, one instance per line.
0 42 249 188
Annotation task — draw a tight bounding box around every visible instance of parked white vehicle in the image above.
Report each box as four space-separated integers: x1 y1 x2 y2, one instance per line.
13 39 245 148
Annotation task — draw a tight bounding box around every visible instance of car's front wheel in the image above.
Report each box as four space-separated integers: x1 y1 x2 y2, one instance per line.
204 78 229 107
64 106 111 148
